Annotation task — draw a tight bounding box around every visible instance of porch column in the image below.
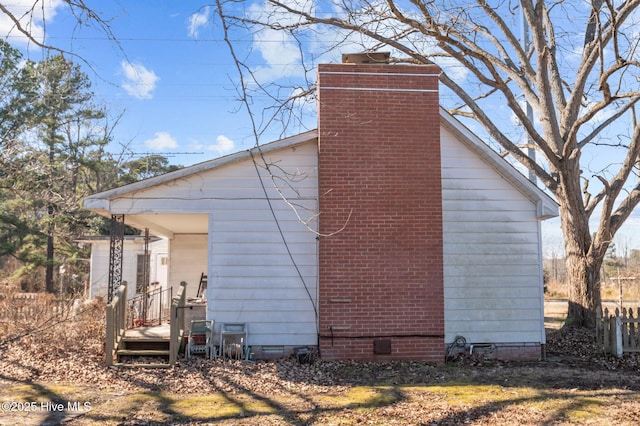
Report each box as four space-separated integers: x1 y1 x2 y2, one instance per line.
108 214 125 303
142 227 150 322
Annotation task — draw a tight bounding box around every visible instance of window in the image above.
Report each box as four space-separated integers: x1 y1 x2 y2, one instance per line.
136 254 150 294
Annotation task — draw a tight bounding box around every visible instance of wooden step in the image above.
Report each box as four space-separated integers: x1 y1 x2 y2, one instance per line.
115 348 172 369
122 339 170 346
113 362 172 369
117 349 170 357
121 339 170 352
122 336 170 342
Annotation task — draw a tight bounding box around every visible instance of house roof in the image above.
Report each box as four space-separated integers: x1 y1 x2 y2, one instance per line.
85 112 557 235
84 130 318 236
85 129 318 203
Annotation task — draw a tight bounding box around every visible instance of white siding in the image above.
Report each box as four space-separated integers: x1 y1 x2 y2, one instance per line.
88 240 144 300
105 149 317 216
95 141 319 347
206 142 319 346
169 234 208 299
441 126 544 345
88 243 110 299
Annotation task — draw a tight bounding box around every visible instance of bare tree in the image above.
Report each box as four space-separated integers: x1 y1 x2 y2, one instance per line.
214 0 640 327
0 1 115 50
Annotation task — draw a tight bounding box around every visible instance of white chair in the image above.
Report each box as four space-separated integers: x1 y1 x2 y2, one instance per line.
219 323 248 360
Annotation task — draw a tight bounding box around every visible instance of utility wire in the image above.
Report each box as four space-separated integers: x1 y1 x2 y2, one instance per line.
250 149 319 323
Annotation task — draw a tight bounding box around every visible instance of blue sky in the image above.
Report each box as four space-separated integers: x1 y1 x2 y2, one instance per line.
2 1 272 166
2 0 640 252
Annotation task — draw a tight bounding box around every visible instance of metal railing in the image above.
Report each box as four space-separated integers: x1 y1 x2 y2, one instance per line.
127 286 173 329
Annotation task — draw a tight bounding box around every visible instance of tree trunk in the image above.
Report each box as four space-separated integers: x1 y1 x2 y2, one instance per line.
557 161 603 328
559 204 603 327
45 136 55 294
45 226 55 293
565 248 601 327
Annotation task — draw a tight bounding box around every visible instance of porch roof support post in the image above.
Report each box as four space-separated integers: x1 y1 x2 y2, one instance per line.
108 214 125 303
142 227 150 324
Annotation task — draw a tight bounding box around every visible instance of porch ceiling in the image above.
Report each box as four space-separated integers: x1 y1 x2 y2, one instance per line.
124 213 208 238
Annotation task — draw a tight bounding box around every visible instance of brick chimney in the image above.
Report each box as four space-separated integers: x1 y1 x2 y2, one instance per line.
317 54 444 361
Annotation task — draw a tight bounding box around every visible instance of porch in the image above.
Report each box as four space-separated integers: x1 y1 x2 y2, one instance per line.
100 211 210 368
106 282 193 368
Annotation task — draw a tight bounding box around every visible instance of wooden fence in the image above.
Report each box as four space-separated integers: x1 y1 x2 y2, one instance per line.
169 281 187 366
0 292 75 337
0 292 69 320
105 284 127 366
597 306 640 357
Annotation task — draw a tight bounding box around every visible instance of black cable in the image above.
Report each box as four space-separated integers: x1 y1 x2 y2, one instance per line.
249 149 319 323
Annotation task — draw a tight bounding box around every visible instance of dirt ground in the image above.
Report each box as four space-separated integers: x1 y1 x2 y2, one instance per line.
0 302 639 425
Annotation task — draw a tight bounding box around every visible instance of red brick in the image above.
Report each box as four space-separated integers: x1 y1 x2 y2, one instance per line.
317 62 444 362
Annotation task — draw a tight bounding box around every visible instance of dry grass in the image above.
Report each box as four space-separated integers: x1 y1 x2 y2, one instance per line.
0 295 639 425
546 277 640 303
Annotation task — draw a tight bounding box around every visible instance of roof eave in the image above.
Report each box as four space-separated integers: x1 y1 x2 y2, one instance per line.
439 107 559 220
84 129 318 208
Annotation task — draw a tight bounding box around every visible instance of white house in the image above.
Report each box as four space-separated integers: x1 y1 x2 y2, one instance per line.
77 236 168 300
85 57 557 361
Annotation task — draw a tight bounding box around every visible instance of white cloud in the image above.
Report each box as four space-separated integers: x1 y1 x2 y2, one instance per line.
207 135 235 155
121 61 159 99
144 132 178 150
0 0 64 46
246 1 309 82
251 28 303 81
188 6 210 38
